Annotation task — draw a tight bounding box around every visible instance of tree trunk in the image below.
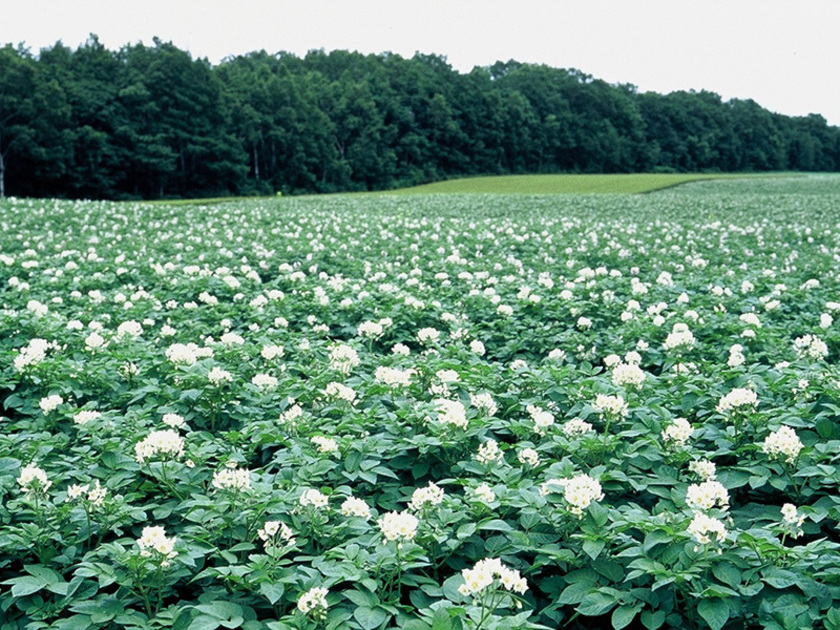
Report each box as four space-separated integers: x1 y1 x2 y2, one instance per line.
253 144 260 180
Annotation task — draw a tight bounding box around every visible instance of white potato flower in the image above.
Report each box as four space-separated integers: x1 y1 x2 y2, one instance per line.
137 525 177 564
761 426 803 464
17 463 52 494
299 488 329 509
341 496 372 519
212 466 251 491
297 587 328 616
408 482 445 511
135 429 185 464
687 513 726 548
377 510 419 543
662 418 693 447
39 394 63 414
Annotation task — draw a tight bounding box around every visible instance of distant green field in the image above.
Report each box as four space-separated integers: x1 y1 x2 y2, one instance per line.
149 172 810 206
393 172 768 195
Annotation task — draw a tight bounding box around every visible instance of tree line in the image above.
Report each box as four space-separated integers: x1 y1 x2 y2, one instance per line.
2 36 839 200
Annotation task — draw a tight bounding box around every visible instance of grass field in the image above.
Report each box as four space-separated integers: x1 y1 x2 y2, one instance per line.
152 173 805 206
391 172 770 195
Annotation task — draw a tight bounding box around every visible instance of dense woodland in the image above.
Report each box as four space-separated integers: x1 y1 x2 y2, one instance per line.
2 36 839 200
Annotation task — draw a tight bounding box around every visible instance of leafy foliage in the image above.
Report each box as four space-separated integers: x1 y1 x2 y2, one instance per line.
1 177 840 629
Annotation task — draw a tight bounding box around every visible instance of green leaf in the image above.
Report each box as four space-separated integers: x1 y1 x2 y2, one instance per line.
189 616 221 630
762 567 799 589
697 599 729 630
194 601 244 628
612 605 640 630
816 416 836 439
587 501 609 527
326 609 354 630
642 530 672 553
577 591 616 616
353 606 388 630
519 510 542 530
24 565 62 585
583 539 606 560
711 562 741 588
557 581 594 605
456 523 477 539
259 582 284 605
53 617 93 630
681 393 698 412
344 589 377 608
478 519 513 532
10 576 45 597
593 559 624 583
640 610 665 630
431 608 453 630
3 393 23 410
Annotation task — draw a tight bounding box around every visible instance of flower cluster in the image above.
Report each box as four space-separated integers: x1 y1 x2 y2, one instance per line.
39 394 63 414
310 436 338 454
417 327 440 344
661 418 693 447
135 430 185 464
728 343 746 367
136 525 177 565
257 520 296 547
261 344 285 360
328 343 360 374
434 398 468 429
517 447 540 466
408 482 445 511
14 338 54 371
208 366 233 385
689 459 717 481
473 483 496 503
73 410 102 426
17 463 52 494
716 387 758 415
297 586 328 618
563 418 594 437
476 439 503 464
340 496 372 519
663 323 695 351
780 503 806 538
251 373 278 390
212 466 251 491
541 474 604 516
299 488 329 509
324 381 356 403
793 334 828 360
687 513 727 548
377 510 419 544
761 426 803 464
458 557 528 597
611 361 646 389
162 413 186 429
357 320 384 339
374 365 414 388
592 394 628 419
686 480 730 513
470 392 498 416
67 479 107 506
527 404 555 434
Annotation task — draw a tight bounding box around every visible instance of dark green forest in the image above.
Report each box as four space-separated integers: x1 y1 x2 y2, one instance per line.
2 36 839 200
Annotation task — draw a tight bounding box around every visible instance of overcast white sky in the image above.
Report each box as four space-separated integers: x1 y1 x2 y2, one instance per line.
3 0 839 125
